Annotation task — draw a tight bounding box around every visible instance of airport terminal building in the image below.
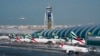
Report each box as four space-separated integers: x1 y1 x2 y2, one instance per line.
33 24 100 39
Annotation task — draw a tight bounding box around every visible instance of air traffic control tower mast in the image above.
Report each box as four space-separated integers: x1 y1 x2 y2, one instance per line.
44 5 54 30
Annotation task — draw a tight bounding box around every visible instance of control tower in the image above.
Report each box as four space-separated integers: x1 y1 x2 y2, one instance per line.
44 5 54 30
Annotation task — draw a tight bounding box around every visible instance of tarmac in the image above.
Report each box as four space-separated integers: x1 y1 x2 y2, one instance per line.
0 41 100 56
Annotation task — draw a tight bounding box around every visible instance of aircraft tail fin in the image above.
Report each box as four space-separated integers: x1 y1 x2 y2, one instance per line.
12 33 16 38
70 31 77 39
70 31 85 45
16 36 22 42
31 38 37 43
60 42 65 47
24 34 31 38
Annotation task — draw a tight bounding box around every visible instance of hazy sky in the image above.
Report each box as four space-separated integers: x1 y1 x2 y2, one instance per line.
0 0 100 25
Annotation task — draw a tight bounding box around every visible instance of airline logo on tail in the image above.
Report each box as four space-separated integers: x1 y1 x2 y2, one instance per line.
70 31 85 45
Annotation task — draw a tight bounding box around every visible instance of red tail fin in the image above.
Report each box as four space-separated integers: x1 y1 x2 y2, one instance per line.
61 42 64 47
76 37 85 45
16 36 22 42
31 38 37 42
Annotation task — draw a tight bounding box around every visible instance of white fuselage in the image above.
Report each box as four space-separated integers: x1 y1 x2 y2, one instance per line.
59 45 88 53
0 36 9 40
31 38 65 44
67 39 86 45
20 38 31 42
10 38 31 43
32 38 49 43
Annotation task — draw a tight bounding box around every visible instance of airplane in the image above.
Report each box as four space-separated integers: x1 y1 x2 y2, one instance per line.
10 34 54 44
31 38 50 43
19 17 25 20
10 34 31 43
30 35 66 44
20 34 32 43
67 31 86 45
59 43 88 54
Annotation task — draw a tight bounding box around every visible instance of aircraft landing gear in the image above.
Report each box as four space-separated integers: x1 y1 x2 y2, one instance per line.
46 41 53 48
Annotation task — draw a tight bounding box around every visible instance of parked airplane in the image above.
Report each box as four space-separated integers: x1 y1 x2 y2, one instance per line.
59 43 88 54
68 31 85 45
31 36 65 44
10 34 31 43
10 33 66 44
